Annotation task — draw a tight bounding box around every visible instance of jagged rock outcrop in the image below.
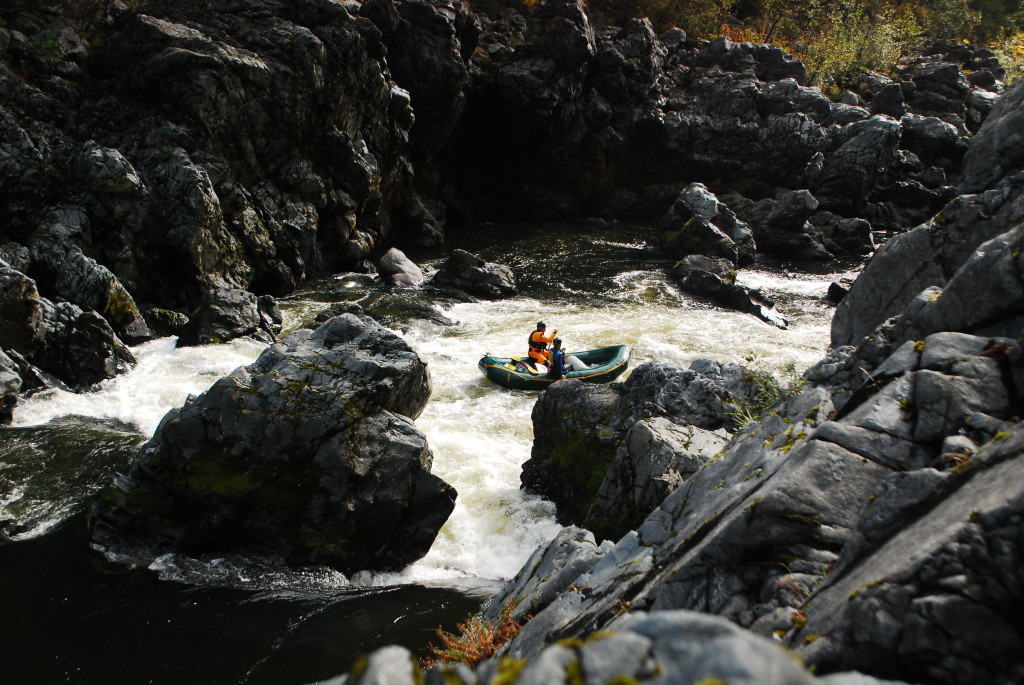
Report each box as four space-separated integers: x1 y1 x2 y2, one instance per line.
522 360 772 541
832 77 1024 347
32 300 137 389
93 314 456 573
426 248 517 300
659 183 756 265
0 0 415 342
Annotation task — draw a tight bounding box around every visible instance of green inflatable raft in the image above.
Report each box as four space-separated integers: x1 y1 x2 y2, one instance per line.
478 344 631 390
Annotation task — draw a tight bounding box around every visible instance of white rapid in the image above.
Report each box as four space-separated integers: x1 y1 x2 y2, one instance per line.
5 228 847 587
11 336 267 437
363 249 845 585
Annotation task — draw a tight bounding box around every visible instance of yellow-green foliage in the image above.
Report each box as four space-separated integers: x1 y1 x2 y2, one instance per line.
582 0 1024 90
997 30 1024 82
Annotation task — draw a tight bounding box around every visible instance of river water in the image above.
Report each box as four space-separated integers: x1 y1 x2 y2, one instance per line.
0 222 854 684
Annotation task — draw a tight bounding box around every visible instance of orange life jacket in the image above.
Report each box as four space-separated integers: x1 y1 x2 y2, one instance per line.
528 329 551 362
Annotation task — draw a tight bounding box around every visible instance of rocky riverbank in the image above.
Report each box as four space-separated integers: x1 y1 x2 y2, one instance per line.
334 28 1024 685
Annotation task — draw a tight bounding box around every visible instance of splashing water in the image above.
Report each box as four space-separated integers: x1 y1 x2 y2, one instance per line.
0 222 855 683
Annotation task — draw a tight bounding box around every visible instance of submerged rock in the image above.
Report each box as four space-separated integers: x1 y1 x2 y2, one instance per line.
426 248 517 300
671 254 789 328
94 314 456 573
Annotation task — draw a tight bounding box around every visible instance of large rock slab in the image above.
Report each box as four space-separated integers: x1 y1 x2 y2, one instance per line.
94 314 456 573
522 360 774 541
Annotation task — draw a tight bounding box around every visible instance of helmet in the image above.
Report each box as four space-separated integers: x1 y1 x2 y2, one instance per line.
537 321 546 328
553 337 562 346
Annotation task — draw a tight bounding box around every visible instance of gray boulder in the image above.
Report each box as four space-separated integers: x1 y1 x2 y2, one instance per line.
0 349 21 425
587 417 728 540
378 247 425 288
662 217 744 264
30 299 136 390
176 287 277 347
0 265 45 352
898 113 967 170
94 314 456 573
28 207 150 342
427 249 517 300
809 211 875 256
815 116 902 214
522 360 776 541
753 189 833 261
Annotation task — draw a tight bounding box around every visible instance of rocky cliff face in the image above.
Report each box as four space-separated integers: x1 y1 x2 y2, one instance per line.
0 0 1006 419
0 0 421 417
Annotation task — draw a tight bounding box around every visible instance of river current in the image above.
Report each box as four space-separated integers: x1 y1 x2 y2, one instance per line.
0 223 855 683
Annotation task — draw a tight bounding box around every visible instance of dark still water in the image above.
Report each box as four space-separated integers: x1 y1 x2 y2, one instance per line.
1 222 853 684
1 516 488 684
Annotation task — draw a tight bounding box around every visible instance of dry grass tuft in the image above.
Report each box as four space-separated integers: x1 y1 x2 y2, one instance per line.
420 602 522 669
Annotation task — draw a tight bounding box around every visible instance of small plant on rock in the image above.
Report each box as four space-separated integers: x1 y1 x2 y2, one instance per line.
421 601 522 669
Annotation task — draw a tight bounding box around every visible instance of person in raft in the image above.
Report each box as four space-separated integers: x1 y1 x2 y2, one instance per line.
549 338 591 379
527 321 557 370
